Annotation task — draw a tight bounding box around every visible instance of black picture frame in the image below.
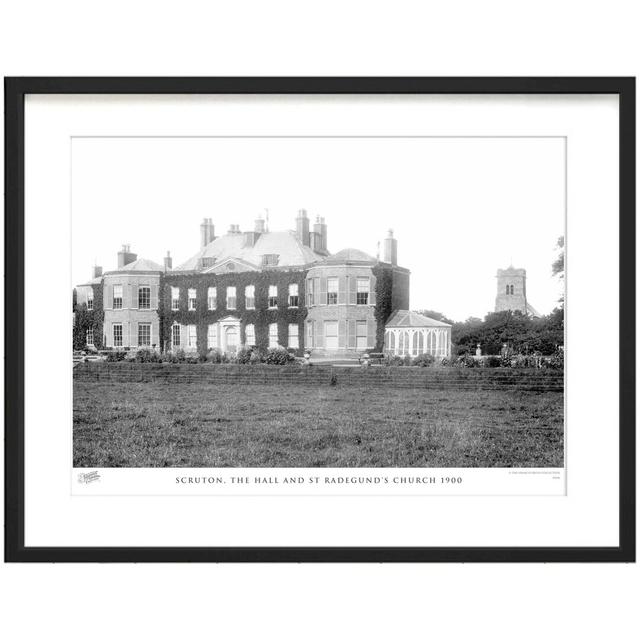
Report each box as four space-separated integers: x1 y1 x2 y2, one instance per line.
4 77 635 563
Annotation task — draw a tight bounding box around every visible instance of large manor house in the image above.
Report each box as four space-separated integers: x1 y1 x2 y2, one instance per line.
74 211 454 359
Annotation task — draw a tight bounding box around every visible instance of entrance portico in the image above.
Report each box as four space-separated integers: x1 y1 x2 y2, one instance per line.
217 316 241 354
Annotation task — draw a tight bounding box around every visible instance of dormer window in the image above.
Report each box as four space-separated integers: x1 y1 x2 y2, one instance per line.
201 257 216 269
262 254 279 267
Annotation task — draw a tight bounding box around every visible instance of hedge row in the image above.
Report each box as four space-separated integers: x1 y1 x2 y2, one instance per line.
74 362 563 391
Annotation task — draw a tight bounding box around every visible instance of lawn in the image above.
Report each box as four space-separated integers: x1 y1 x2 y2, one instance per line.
73 378 564 468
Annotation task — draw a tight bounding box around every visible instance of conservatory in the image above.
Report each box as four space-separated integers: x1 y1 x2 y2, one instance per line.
384 310 452 358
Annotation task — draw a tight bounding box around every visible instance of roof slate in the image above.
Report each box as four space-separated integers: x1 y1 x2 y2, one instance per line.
386 310 452 328
323 247 376 264
116 258 164 272
175 230 324 271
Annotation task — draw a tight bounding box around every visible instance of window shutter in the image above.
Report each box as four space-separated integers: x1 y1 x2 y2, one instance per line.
369 275 376 306
338 320 346 348
367 317 376 349
338 277 346 304
319 277 327 306
304 279 312 307
151 284 158 310
348 319 356 349
348 275 357 305
132 285 139 309
105 284 113 309
316 321 325 348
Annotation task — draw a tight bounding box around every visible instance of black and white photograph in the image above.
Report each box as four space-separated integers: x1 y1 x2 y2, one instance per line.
71 135 565 471
6 77 632 564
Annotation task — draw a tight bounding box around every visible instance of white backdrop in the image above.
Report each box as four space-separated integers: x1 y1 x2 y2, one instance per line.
1 2 638 640
25 93 615 547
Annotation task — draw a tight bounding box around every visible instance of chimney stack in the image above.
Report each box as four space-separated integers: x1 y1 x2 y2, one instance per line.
200 218 215 248
255 216 266 234
117 244 137 268
383 229 397 265
296 209 310 246
92 265 103 279
313 216 328 253
164 251 172 271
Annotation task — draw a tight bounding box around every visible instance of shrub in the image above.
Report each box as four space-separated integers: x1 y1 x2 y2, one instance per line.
235 346 254 365
482 355 502 368
388 355 405 367
205 348 225 364
455 355 478 368
134 348 161 363
412 353 435 367
105 350 127 362
509 354 540 368
544 348 564 370
249 349 265 365
264 346 295 365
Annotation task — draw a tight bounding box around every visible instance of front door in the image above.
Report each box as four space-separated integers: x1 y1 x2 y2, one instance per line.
324 321 338 350
225 325 239 354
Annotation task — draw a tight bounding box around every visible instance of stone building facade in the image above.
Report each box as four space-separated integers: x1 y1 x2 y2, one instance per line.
73 211 413 359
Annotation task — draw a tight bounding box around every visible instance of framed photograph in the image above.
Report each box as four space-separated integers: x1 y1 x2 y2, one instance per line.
5 77 635 562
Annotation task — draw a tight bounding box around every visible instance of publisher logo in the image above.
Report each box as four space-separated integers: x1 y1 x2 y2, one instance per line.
78 471 101 484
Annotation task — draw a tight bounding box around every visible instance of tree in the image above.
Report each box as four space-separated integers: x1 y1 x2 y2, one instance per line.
552 236 565 306
552 235 565 278
451 310 563 356
414 309 455 325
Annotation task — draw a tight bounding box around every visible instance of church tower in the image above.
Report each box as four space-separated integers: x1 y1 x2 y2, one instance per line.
495 266 529 314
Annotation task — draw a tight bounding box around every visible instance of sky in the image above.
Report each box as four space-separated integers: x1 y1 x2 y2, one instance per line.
72 136 565 321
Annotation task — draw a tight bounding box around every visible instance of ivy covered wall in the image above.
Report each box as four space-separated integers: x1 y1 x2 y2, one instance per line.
72 283 104 350
372 264 410 351
159 270 307 355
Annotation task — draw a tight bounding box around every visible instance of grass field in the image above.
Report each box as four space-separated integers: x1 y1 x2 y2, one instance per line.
73 378 564 467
